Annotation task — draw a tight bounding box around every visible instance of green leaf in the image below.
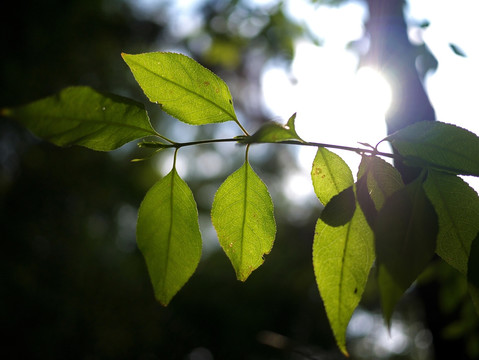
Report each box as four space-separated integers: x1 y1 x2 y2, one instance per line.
320 186 356 227
449 43 467 57
311 148 354 205
356 156 404 227
137 169 202 306
211 160 276 281
376 265 405 325
122 52 238 125
2 86 157 151
386 121 479 176
243 113 303 143
313 206 374 356
375 175 438 324
358 156 404 210
356 174 377 228
423 171 479 274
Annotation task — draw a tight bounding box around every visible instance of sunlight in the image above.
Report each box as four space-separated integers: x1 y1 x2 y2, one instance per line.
354 67 392 119
261 40 392 180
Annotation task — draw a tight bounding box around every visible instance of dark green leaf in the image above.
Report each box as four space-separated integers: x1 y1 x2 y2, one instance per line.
424 171 479 274
358 156 404 210
469 231 479 316
3 86 157 151
320 186 356 227
311 148 354 205
419 20 430 28
137 169 202 306
313 206 374 356
211 161 276 281
377 265 405 326
356 174 377 228
386 121 479 176
469 283 479 317
356 156 404 227
122 52 238 125
375 175 438 323
468 232 479 289
449 43 467 57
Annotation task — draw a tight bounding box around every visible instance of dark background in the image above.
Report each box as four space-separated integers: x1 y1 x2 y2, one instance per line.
1 1 478 359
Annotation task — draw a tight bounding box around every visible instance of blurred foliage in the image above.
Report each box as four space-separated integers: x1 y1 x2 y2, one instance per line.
0 0 335 359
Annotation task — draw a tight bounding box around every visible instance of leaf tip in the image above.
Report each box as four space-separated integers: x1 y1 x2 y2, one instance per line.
158 298 171 307
237 269 252 282
336 341 350 357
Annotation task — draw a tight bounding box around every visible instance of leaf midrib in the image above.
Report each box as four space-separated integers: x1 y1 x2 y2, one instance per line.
161 171 175 298
239 163 249 277
131 59 237 122
338 218 353 327
36 115 158 138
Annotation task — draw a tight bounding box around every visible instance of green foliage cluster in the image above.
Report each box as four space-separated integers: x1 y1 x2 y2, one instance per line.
3 52 479 356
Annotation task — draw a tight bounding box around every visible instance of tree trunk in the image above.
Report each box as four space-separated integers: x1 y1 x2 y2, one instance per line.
363 2 470 359
364 0 436 183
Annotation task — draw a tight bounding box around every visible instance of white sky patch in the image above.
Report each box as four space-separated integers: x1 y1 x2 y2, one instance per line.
262 0 479 190
407 0 479 136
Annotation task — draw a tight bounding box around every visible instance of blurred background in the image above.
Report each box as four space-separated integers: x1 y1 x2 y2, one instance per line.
1 0 478 359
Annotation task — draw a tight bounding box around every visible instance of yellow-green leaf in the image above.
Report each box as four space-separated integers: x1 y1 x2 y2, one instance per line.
313 206 374 356
311 148 354 205
137 169 202 306
2 86 157 151
122 52 238 125
211 161 276 281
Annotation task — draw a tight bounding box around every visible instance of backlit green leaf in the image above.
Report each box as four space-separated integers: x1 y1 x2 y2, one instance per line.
137 169 202 306
122 52 238 125
424 171 479 274
313 206 374 356
311 148 354 205
375 175 438 323
358 155 404 210
357 156 404 227
211 160 276 281
244 113 303 143
2 86 157 151
386 121 479 176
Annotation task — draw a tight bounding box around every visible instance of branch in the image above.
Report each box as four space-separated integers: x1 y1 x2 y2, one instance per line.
138 136 399 160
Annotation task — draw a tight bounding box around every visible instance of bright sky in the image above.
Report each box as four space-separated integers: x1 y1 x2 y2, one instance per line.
259 0 479 197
